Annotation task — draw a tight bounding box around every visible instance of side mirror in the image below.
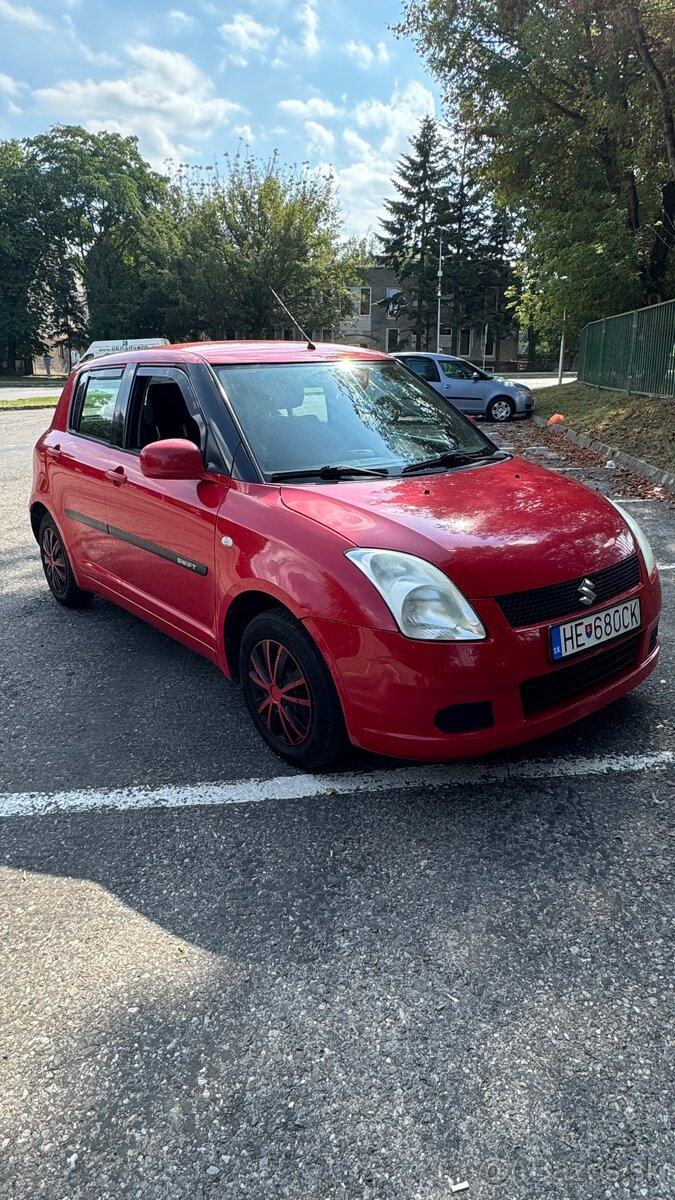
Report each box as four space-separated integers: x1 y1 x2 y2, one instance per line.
140 438 204 480
472 371 482 381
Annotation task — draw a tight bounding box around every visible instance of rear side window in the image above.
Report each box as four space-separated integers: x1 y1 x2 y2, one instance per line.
71 372 123 443
404 357 439 383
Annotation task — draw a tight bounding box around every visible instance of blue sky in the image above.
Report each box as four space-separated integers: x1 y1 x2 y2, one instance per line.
0 0 441 235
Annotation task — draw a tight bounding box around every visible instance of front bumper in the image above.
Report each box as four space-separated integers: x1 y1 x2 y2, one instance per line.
305 572 661 760
514 391 533 414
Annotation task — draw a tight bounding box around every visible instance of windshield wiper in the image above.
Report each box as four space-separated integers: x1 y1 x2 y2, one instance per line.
401 448 507 475
270 464 390 481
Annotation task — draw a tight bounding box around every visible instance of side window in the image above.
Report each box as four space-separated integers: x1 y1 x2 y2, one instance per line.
440 360 474 380
406 357 439 383
125 373 202 452
71 372 123 443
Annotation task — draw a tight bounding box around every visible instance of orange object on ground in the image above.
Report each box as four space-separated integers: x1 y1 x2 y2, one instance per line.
548 413 565 425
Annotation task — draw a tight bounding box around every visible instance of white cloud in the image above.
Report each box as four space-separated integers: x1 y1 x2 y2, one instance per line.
278 96 341 119
7 98 21 113
305 120 334 155
318 81 436 237
0 71 23 94
63 14 118 66
168 9 195 31
234 122 255 142
300 0 319 56
343 39 391 69
0 0 52 30
219 12 278 65
342 127 371 159
34 43 241 166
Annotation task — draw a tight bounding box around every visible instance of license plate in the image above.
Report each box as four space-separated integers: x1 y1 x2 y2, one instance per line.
550 598 641 661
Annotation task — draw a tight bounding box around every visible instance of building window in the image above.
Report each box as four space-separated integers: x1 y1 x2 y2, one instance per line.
385 287 401 317
484 329 495 357
459 328 471 356
385 328 399 352
322 328 333 342
359 287 371 317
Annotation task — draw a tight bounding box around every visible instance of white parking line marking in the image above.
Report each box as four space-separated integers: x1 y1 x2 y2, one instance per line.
1 752 673 820
658 563 675 571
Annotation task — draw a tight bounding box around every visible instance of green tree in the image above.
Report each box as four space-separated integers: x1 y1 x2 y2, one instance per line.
398 0 675 348
27 125 169 337
439 128 518 356
0 140 51 372
379 115 450 349
172 153 368 339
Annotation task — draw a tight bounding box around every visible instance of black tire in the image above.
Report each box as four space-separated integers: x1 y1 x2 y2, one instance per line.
486 395 516 422
39 514 93 608
239 610 348 769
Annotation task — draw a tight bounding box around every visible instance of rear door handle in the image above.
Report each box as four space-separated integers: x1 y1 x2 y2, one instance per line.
105 466 127 486
46 444 61 461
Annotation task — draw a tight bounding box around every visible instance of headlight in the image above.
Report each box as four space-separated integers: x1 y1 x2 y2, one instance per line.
345 549 486 641
609 500 657 576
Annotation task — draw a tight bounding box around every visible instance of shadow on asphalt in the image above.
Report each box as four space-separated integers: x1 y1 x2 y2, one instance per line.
1 772 673 1196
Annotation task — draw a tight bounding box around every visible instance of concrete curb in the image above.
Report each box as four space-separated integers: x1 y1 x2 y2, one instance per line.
532 415 675 495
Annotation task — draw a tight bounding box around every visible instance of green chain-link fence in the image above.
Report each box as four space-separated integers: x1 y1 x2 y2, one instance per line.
578 298 675 398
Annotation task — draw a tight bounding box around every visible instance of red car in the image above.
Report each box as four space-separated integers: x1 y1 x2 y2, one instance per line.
30 341 661 768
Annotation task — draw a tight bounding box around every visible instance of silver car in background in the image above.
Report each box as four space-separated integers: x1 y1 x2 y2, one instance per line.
393 352 534 422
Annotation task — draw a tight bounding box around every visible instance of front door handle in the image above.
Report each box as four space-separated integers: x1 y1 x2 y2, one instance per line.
105 466 127 486
46 444 61 461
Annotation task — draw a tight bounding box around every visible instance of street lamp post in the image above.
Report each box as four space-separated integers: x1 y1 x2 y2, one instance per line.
557 307 567 387
436 227 449 353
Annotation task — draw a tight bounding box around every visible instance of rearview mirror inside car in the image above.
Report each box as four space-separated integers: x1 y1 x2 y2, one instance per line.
140 438 204 480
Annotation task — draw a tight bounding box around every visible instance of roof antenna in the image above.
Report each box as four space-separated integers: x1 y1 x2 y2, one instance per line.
270 287 316 350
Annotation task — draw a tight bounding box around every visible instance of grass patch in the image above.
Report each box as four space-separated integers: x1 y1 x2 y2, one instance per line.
0 396 59 410
534 382 675 475
0 376 65 387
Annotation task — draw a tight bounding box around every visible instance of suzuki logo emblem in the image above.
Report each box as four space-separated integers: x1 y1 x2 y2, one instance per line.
578 577 597 607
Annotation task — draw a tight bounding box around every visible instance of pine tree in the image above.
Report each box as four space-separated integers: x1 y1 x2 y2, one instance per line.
440 128 517 358
379 116 450 350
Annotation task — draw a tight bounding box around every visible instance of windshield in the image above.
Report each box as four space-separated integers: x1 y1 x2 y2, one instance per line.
214 359 498 479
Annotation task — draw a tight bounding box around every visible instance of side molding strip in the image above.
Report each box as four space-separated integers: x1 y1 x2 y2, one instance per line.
65 508 208 576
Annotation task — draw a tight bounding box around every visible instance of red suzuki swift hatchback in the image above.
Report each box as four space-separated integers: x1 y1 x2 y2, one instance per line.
31 342 661 768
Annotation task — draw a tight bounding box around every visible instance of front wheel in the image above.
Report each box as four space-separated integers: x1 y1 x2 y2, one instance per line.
239 610 348 769
486 395 515 422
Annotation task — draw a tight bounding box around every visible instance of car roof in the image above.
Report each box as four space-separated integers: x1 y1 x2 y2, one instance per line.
81 340 391 369
395 351 462 361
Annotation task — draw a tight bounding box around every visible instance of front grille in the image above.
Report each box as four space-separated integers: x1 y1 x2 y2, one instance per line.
497 554 640 628
520 633 641 718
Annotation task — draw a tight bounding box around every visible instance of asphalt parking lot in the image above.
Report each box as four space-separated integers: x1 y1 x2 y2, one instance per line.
1 409 674 1199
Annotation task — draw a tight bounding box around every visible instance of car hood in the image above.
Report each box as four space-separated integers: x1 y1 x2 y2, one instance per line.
492 376 523 390
280 456 634 597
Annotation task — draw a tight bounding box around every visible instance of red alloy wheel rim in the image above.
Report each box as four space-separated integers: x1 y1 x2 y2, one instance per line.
248 639 313 747
42 528 68 595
